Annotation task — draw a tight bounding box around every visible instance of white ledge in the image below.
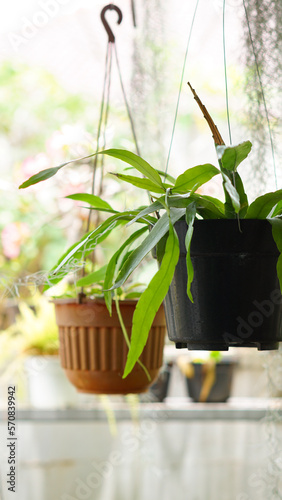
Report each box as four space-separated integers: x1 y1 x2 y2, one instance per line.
1 398 281 422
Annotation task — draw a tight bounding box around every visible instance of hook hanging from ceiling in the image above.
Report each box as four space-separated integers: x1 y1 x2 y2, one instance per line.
100 4 123 43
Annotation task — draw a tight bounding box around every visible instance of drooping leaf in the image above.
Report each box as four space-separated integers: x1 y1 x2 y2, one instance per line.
19 153 95 189
217 141 252 172
185 203 197 302
172 164 220 194
233 172 248 218
168 193 225 219
103 226 149 315
123 223 180 378
102 149 163 187
44 211 150 290
76 265 108 287
245 190 282 219
66 193 116 213
112 173 166 193
192 194 226 219
112 207 186 290
268 217 282 292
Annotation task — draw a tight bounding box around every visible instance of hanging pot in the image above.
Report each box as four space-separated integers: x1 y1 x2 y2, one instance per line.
184 360 235 403
53 299 166 394
164 219 282 351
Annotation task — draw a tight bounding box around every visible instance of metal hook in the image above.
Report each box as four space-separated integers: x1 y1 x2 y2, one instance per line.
101 4 123 43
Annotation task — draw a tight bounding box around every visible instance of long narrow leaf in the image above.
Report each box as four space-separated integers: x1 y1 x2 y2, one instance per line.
123 223 180 378
126 200 163 227
185 203 197 302
76 265 108 287
102 149 163 187
222 173 240 213
112 208 186 289
103 226 149 315
172 164 220 194
112 173 166 193
19 153 95 189
44 211 150 290
66 193 116 212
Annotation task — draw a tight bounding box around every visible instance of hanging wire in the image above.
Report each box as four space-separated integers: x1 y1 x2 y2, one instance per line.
98 43 113 197
223 0 232 145
164 0 201 178
89 43 112 208
114 43 141 156
242 0 278 189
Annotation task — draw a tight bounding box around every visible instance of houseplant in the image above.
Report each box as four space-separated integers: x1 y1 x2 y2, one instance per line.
177 352 235 403
0 294 77 408
19 84 282 380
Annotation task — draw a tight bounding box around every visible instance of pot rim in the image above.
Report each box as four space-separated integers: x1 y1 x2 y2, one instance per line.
51 297 139 305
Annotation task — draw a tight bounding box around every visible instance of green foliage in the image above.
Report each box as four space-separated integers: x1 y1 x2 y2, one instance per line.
0 294 59 358
20 135 282 377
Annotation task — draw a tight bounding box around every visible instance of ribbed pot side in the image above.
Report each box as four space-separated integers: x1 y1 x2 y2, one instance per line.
54 299 166 394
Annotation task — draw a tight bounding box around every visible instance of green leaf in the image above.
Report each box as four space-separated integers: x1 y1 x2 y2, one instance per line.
19 153 95 189
246 190 282 219
123 223 180 378
155 170 176 184
76 265 108 287
222 173 241 214
272 200 282 217
44 211 149 290
185 203 197 302
112 173 166 193
192 194 226 219
167 193 226 219
126 201 163 227
102 149 163 187
268 218 282 292
172 164 220 194
66 193 116 213
233 172 249 218
103 226 149 315
217 141 252 172
113 208 186 290
156 233 169 262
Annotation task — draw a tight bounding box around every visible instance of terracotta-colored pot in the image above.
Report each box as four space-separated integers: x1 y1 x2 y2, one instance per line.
53 299 166 395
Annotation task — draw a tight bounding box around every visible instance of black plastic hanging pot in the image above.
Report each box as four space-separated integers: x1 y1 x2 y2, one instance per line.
163 219 282 351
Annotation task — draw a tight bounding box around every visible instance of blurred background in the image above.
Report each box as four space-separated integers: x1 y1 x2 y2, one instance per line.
0 1 282 499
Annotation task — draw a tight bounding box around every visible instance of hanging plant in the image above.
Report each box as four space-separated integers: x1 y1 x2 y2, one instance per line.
19 83 282 375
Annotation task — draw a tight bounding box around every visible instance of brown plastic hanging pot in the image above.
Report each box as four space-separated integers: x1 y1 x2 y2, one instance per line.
53 299 166 394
